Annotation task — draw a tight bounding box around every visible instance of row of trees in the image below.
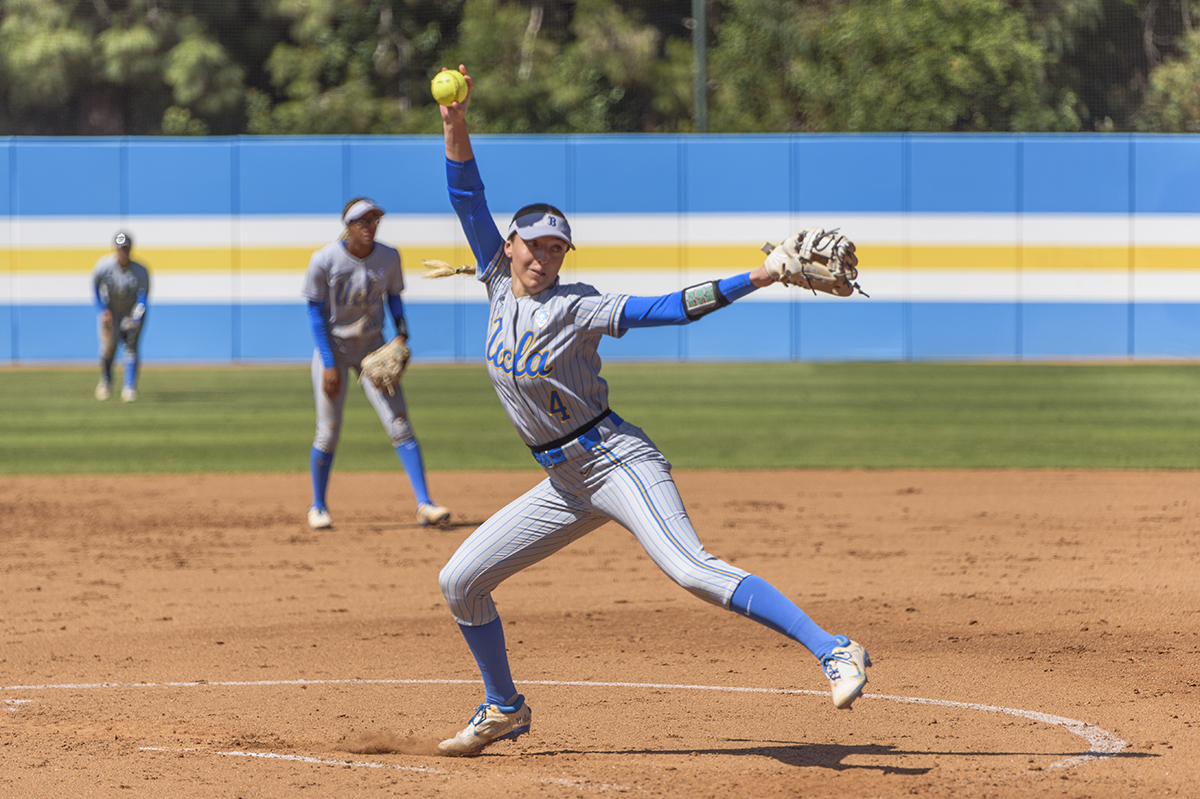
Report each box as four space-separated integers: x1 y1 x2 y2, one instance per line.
1 0 1197 136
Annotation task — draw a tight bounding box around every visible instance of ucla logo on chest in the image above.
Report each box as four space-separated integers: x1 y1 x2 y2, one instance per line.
334 280 371 308
487 318 554 378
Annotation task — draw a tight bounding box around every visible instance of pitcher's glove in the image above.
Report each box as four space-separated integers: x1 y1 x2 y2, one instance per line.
360 336 411 396
762 228 866 297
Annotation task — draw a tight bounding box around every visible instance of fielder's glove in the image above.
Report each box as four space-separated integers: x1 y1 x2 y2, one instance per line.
360 336 411 396
763 228 866 297
119 302 145 331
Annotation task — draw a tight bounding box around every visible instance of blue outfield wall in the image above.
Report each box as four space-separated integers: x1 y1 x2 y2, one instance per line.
3 133 1200 364
13 299 1190 364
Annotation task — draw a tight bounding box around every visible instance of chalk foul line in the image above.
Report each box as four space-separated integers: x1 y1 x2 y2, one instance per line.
138 747 645 793
5 677 1123 772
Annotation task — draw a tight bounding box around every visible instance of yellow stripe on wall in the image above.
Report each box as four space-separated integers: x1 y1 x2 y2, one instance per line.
574 245 906 271
8 244 1200 273
1134 246 1200 270
4 247 469 273
238 247 479 272
10 248 236 272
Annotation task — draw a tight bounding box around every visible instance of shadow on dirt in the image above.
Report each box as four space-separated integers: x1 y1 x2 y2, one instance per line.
527 741 1158 774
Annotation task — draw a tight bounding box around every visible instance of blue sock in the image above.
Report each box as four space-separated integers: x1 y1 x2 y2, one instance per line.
458 617 518 706
310 447 334 509
394 439 433 506
124 359 139 390
729 575 839 661
101 359 113 384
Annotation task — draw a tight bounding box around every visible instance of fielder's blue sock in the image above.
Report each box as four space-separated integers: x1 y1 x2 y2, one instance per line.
729 575 840 661
458 617 518 706
310 447 334 510
124 359 139 390
394 439 433 506
101 359 113 384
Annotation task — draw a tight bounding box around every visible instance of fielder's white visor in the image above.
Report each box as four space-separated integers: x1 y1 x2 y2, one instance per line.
343 199 384 225
507 210 575 250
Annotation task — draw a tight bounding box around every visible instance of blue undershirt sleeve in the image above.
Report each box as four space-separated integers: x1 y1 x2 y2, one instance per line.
620 272 759 329
93 282 105 311
447 157 504 271
387 293 408 339
307 300 336 369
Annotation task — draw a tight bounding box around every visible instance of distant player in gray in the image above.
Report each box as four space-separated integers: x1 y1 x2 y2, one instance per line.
433 66 871 757
92 231 149 402
302 197 450 531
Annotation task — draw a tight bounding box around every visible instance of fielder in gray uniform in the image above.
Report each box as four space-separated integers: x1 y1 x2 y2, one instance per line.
302 198 450 531
92 231 149 402
433 66 871 757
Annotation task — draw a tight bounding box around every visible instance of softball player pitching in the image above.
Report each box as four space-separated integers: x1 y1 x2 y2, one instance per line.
432 66 870 757
92 231 149 402
302 198 450 530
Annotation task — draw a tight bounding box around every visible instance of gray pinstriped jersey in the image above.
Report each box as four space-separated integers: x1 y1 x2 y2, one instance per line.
477 248 630 449
302 240 404 362
93 255 149 317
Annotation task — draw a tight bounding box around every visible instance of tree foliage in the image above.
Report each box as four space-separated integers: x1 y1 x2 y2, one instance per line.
0 0 1194 135
708 0 1080 131
795 0 1079 131
1139 28 1200 130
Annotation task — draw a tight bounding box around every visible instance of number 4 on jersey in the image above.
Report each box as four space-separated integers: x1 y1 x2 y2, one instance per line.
547 390 572 423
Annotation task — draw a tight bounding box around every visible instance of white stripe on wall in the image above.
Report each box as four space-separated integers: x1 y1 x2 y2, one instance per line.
14 268 1200 304
4 213 1200 249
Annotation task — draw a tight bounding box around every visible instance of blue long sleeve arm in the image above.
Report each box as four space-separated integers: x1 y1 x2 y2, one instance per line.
93 282 106 311
132 290 147 321
447 157 504 271
387 293 408 339
620 272 759 329
307 300 336 369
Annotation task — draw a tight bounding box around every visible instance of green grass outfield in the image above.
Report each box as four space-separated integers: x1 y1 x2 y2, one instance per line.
2 362 1199 475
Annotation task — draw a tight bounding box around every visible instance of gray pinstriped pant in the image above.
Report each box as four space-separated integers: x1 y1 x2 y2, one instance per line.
439 416 749 626
98 314 143 360
310 349 414 452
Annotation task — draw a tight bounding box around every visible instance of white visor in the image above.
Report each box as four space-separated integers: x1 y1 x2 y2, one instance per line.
507 210 575 250
343 199 384 225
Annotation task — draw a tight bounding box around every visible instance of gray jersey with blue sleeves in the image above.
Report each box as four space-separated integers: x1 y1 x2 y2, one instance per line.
93 254 149 317
477 248 629 448
302 240 404 361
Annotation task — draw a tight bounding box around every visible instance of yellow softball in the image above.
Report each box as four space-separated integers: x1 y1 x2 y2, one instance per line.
431 70 468 106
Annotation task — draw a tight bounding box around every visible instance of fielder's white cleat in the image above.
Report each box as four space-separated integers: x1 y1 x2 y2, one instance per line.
438 696 531 757
121 387 137 402
307 506 332 529
822 635 871 709
417 502 451 527
95 380 110 401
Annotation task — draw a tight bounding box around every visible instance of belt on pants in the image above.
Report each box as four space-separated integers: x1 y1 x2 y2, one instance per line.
530 410 622 468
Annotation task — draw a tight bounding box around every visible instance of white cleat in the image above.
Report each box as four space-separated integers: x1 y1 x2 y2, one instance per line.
95 380 110 401
438 696 532 757
822 635 871 709
121 387 137 402
417 502 451 527
307 506 332 529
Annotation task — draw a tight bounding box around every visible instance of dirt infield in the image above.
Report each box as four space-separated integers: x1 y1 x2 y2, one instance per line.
2 469 1197 798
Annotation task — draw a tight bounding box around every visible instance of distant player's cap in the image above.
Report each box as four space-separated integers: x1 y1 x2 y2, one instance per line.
343 199 384 225
507 206 575 250
114 231 132 248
